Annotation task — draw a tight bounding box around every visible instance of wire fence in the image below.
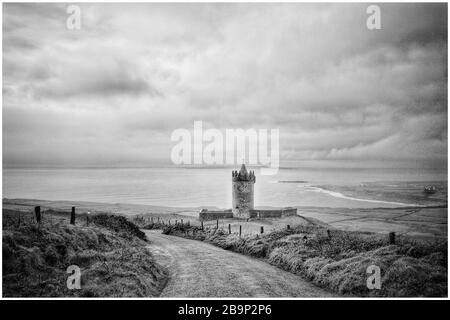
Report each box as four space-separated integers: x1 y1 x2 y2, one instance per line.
132 214 398 243
4 206 399 244
3 206 93 228
132 214 296 237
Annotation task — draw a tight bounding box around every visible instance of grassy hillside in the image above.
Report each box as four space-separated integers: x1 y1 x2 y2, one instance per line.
3 210 167 297
160 223 447 297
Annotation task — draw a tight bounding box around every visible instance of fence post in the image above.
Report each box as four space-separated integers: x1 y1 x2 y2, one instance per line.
389 232 396 245
86 215 89 226
239 225 242 237
216 219 219 229
70 207 76 225
287 224 290 230
34 206 41 225
228 224 231 234
260 226 264 234
169 219 171 225
327 229 331 238
181 219 183 225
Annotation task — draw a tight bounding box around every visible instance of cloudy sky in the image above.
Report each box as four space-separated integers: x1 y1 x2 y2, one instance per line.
2 3 447 168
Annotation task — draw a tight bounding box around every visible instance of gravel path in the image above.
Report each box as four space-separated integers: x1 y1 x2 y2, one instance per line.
144 230 334 297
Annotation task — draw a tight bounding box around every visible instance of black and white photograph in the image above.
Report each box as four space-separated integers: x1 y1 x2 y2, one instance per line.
1 1 448 302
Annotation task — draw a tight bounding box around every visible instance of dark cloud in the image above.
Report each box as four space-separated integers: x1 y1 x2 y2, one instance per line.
2 3 447 167
34 62 160 99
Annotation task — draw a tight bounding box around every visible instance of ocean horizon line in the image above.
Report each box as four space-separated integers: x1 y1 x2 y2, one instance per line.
3 197 447 212
3 163 448 170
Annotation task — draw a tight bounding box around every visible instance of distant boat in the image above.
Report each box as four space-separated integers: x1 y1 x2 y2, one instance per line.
424 185 437 194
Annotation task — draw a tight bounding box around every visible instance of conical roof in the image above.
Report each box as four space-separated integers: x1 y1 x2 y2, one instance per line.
239 163 248 176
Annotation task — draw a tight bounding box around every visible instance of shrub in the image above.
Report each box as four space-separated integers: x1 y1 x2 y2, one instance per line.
162 221 447 297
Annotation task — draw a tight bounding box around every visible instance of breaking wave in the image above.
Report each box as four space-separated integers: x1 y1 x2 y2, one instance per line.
304 186 419 207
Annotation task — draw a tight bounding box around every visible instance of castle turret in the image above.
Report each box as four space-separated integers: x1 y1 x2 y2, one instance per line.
232 164 255 219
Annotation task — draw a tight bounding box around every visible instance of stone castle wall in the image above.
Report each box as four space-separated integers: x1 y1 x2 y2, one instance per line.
281 207 297 216
199 209 233 221
250 207 297 218
198 207 297 221
249 210 282 218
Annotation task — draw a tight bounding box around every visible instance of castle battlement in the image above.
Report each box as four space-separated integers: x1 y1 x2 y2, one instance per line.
232 164 256 182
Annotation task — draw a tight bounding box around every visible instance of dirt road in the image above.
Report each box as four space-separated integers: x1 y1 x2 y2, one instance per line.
144 230 333 297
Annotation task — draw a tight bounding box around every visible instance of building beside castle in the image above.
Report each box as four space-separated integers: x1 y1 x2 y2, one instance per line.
199 164 297 221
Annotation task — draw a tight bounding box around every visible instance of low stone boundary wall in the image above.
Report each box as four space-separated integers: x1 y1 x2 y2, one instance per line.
199 209 233 221
199 207 297 220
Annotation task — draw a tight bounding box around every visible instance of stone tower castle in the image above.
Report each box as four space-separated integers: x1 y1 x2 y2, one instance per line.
199 164 297 221
232 164 255 219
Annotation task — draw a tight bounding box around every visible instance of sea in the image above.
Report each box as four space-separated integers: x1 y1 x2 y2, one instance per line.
2 166 447 209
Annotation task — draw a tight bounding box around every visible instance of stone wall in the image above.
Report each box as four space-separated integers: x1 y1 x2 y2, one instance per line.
199 209 233 221
250 210 282 218
198 207 297 220
281 207 297 216
248 207 297 218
